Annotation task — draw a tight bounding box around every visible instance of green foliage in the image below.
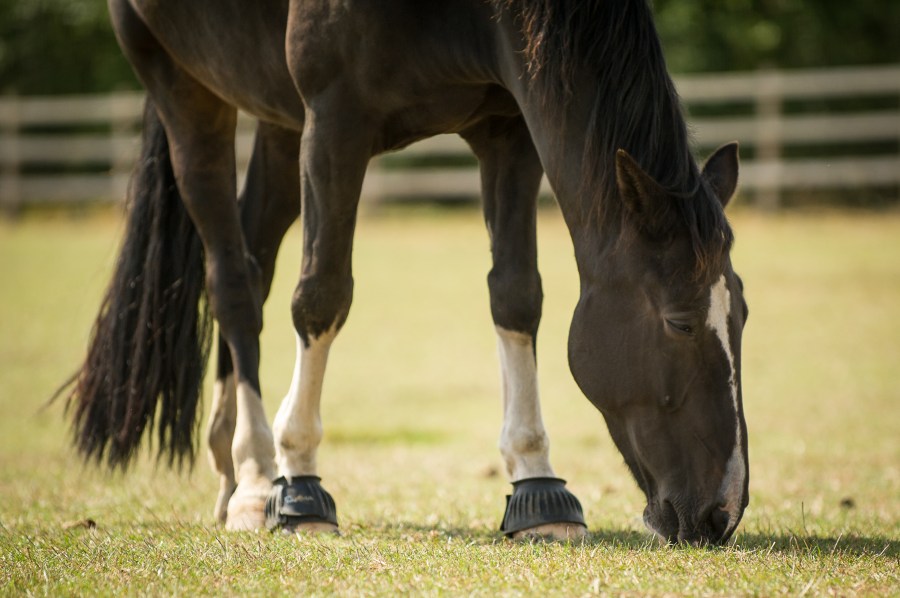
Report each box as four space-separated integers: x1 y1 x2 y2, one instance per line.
0 0 137 95
654 0 900 72
0 0 898 94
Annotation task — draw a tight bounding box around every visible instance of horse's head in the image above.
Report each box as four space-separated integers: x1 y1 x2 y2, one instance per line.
568 143 748 546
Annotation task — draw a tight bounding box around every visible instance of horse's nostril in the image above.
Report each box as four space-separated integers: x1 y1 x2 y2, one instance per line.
710 507 731 542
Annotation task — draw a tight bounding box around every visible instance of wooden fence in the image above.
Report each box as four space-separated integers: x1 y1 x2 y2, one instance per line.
1 63 898 212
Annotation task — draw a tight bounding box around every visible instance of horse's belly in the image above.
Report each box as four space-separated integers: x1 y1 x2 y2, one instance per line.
377 85 520 153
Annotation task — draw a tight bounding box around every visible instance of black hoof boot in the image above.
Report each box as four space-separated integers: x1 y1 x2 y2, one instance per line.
500 477 585 537
265 476 338 531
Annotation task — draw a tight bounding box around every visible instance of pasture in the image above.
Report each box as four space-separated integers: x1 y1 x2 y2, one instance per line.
1 205 898 595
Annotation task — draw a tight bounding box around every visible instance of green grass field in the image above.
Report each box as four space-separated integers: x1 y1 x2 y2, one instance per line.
1 205 898 595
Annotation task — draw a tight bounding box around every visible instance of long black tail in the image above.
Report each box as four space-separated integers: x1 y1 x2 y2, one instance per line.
63 99 212 470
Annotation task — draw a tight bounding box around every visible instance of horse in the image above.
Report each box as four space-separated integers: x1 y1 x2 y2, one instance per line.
62 0 749 545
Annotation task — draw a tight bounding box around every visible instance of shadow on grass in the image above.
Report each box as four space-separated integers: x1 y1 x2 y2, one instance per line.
350 521 898 558
579 529 898 557
578 529 897 557
731 532 898 558
582 530 899 558
40 513 897 560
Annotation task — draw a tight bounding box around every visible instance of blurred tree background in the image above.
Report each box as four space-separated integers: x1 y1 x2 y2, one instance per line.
0 0 898 95
0 0 135 95
654 0 900 72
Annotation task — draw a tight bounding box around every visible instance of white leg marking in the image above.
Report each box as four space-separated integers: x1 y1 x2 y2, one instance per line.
706 275 746 535
272 329 335 478
232 381 276 483
226 381 276 531
207 374 237 522
496 327 555 482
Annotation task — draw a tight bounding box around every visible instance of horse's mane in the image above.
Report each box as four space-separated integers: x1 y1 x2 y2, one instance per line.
495 0 733 278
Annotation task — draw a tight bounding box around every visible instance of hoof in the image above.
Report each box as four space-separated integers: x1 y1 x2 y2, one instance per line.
511 522 588 542
500 477 586 540
265 476 338 533
213 484 236 524
225 492 268 531
284 521 340 535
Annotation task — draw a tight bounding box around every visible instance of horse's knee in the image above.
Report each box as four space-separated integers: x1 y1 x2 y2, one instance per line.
488 267 543 335
291 274 354 343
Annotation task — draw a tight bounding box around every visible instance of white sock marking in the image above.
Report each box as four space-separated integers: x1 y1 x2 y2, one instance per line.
496 327 555 481
207 375 236 475
231 380 276 485
706 275 746 534
273 329 335 478
207 375 237 522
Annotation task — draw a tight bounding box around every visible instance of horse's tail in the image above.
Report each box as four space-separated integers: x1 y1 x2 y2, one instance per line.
63 99 212 470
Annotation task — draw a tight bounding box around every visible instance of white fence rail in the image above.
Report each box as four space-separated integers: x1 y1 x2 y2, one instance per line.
1 64 898 211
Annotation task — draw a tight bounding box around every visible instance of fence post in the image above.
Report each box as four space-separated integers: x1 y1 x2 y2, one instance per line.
896 90 900 204
755 68 783 209
109 92 136 202
0 95 22 216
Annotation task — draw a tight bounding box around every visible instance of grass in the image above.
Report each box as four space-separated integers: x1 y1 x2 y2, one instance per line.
0 204 898 596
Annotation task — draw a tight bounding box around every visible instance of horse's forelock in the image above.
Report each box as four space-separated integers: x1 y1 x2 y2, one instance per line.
678 188 735 283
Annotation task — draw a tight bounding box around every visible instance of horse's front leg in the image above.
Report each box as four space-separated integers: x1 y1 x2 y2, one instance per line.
207 122 301 523
463 117 587 541
265 88 374 534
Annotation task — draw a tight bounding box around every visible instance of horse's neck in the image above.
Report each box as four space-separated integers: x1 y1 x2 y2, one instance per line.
523 82 685 240
509 65 690 256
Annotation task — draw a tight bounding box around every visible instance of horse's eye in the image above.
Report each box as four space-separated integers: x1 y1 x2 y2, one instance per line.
666 319 694 336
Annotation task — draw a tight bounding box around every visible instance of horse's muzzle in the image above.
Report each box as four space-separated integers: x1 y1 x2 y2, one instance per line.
643 498 736 547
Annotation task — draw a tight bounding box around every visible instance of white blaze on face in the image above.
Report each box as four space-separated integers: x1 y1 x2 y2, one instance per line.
706 275 746 534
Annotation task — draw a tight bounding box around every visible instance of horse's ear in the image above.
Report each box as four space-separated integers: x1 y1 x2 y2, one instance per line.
616 148 673 238
702 142 739 208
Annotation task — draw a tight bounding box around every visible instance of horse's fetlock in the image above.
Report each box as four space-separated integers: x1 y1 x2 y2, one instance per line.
502 429 549 459
274 416 322 452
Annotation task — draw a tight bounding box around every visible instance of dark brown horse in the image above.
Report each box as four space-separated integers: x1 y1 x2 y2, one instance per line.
64 0 748 545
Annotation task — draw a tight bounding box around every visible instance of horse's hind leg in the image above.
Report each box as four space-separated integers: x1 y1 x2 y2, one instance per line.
111 7 278 531
462 116 586 541
153 95 275 530
158 95 280 530
207 122 301 523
